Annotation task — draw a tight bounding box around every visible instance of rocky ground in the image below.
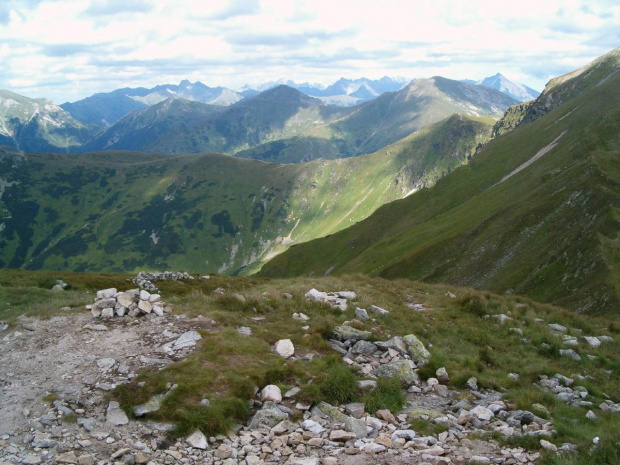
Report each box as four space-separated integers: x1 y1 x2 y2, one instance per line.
0 286 613 465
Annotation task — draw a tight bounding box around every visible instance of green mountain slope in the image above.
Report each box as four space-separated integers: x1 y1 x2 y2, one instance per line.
259 50 620 315
0 114 490 275
0 90 95 153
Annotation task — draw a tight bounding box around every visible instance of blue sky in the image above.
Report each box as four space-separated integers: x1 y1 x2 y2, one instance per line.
0 0 618 103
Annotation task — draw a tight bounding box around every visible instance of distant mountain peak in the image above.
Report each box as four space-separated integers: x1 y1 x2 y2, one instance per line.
465 73 540 102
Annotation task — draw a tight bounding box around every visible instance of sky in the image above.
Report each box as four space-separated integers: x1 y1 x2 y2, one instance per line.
0 0 618 104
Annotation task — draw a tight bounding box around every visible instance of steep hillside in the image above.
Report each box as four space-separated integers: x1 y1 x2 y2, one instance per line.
0 114 490 274
0 90 94 152
260 51 620 315
80 98 225 153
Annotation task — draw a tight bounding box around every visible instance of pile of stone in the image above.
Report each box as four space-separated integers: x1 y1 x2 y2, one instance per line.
87 288 171 318
304 289 357 311
132 271 194 292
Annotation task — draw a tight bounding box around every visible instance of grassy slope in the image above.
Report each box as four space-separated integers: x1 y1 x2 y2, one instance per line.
3 268 620 464
260 58 620 315
0 114 490 275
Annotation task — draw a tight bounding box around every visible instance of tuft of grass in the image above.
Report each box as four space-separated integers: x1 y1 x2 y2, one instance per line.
319 364 359 405
458 293 488 317
362 377 405 414
409 417 449 437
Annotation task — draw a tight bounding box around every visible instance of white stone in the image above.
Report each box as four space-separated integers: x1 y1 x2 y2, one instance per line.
97 358 116 370
301 420 325 434
540 439 558 452
305 288 328 301
138 300 152 313
470 405 495 421
584 336 601 348
186 430 208 449
97 288 117 299
261 385 282 403
369 305 389 316
101 308 114 318
139 290 151 300
148 294 161 303
275 339 295 358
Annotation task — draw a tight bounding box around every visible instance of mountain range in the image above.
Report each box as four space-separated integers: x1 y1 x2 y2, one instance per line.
260 48 620 314
80 78 516 161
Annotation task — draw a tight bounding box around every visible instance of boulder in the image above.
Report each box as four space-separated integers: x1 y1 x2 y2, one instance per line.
116 293 136 308
261 385 282 403
354 307 369 321
186 430 208 449
97 288 117 299
436 367 449 384
369 304 389 316
305 288 328 301
403 334 431 363
275 339 295 358
173 331 202 349
248 401 288 429
374 360 419 387
138 300 152 313
337 291 357 300
332 325 371 341
351 340 378 356
106 402 129 426
301 419 325 434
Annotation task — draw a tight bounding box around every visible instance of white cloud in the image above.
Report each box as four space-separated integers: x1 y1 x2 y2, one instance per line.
0 0 618 103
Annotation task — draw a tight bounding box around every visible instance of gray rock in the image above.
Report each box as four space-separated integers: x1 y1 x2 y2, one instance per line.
237 326 252 336
97 288 117 299
559 349 582 361
584 336 601 348
305 288 328 301
77 418 97 432
173 330 202 349
436 367 449 384
377 336 408 355
403 334 431 363
332 325 371 341
101 308 114 318
301 419 325 434
116 293 136 308
337 291 357 300
391 429 416 441
351 340 378 356
106 402 129 426
358 380 377 389
138 300 152 313
369 305 389 317
186 430 208 449
354 307 369 321
94 298 117 309
345 416 368 438
345 402 365 419
97 358 116 370
133 394 165 417
548 323 567 333
248 401 288 429
374 360 419 387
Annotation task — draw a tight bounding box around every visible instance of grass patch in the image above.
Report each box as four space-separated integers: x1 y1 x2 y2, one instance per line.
363 378 406 414
409 417 449 436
